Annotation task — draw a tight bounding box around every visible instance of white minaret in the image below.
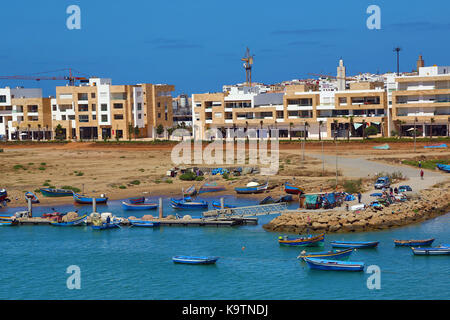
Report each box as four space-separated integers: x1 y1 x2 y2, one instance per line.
337 58 346 91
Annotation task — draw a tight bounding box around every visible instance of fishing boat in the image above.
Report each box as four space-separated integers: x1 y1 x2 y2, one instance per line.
24 191 40 204
121 201 158 211
50 215 87 226
0 220 18 226
211 201 236 210
91 222 120 230
235 181 268 194
73 193 108 204
184 185 197 197
172 256 219 265
297 248 353 260
275 195 293 203
170 197 208 209
128 196 145 204
304 257 365 271
198 182 226 194
411 246 450 255
278 233 325 247
330 240 379 249
129 220 161 228
40 188 74 197
0 189 8 202
436 163 450 173
394 238 435 247
259 196 275 205
284 182 304 195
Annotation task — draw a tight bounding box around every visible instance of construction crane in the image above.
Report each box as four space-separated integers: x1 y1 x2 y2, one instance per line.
241 47 254 86
0 68 89 86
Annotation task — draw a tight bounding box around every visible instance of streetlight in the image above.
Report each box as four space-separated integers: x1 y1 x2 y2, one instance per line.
414 117 418 152
393 47 402 76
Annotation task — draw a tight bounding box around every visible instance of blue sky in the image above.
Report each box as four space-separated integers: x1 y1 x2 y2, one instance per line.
1 0 450 96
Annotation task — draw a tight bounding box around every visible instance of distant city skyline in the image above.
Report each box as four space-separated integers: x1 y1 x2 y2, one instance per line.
1 0 450 96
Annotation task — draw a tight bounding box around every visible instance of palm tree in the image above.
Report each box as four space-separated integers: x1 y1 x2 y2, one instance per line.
318 120 323 141
289 122 293 140
37 124 41 141
27 124 31 141
16 125 20 140
429 117 435 139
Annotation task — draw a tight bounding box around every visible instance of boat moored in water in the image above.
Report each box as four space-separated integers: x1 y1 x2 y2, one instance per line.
40 188 74 197
172 256 219 265
91 222 120 230
278 233 325 247
129 220 161 228
304 257 365 271
235 181 268 194
411 246 450 255
121 201 158 211
73 193 108 204
128 196 145 204
50 215 87 226
297 248 353 260
284 182 304 195
394 238 435 247
211 201 236 210
25 191 40 204
330 241 379 249
170 197 208 209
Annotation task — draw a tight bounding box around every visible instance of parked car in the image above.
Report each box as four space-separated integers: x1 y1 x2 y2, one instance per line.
374 176 390 189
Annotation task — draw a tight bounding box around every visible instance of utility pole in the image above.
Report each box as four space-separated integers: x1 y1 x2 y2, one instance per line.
394 47 402 76
335 129 338 191
414 117 417 152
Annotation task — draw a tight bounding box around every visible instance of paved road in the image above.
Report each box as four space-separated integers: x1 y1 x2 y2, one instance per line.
307 152 448 205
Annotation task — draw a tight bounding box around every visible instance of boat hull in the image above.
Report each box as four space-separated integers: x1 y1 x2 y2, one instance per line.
51 215 87 226
73 193 108 204
235 182 268 194
129 220 161 228
394 239 435 247
331 241 379 249
211 201 236 210
170 198 208 209
298 249 353 259
92 223 120 230
279 233 325 247
122 201 158 211
304 257 365 271
40 188 74 197
411 247 450 255
284 182 303 195
172 256 219 265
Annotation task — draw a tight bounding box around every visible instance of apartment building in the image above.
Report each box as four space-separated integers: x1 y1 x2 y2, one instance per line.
0 87 52 140
391 65 450 136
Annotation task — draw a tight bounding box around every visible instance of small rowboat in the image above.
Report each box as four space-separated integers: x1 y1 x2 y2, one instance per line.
50 215 87 227
259 196 275 205
121 201 158 211
330 241 379 249
172 256 219 265
25 191 40 204
198 183 226 194
298 248 353 260
73 193 108 205
234 181 268 194
394 238 435 247
411 246 450 255
211 201 236 210
275 195 293 203
304 257 365 271
184 185 197 197
170 197 208 209
284 182 304 195
278 233 325 247
91 223 120 230
128 196 145 204
129 220 161 228
40 188 74 197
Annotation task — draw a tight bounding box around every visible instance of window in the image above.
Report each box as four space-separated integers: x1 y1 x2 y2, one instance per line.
91 93 96 99
114 114 124 120
68 115 75 120
27 105 39 113
59 93 73 99
62 115 67 120
0 117 2 123
157 102 160 108
158 113 161 118
101 115 108 122
138 114 142 119
165 113 168 121
79 115 89 122
92 104 96 111
78 104 89 112
92 114 96 120
113 103 123 109
110 92 127 100
101 104 108 111
78 93 88 101
137 103 142 111
0 95 6 103
52 105 58 111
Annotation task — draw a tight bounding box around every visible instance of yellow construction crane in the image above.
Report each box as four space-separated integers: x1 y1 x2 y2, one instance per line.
242 47 254 86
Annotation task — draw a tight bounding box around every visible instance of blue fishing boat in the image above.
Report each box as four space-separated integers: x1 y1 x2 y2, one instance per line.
73 193 108 204
304 257 365 271
211 201 236 210
278 233 325 247
394 238 435 247
0 189 9 202
128 196 145 204
436 163 450 173
259 196 275 205
40 188 74 197
50 215 87 226
297 248 353 260
284 182 304 195
235 181 268 194
198 182 226 194
129 220 161 228
121 201 158 211
172 256 219 265
24 191 40 204
184 185 197 196
170 197 208 209
0 220 18 226
275 194 293 203
411 246 450 255
91 222 120 230
330 241 379 249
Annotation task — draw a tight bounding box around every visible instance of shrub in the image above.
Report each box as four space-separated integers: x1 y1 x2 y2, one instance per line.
38 167 46 171
179 170 197 181
40 162 46 166
119 185 127 189
195 176 205 181
343 179 363 193
13 164 25 170
130 180 141 185
165 179 173 184
75 172 84 176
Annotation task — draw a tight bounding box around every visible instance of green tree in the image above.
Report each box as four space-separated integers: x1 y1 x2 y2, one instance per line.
156 124 164 137
364 125 379 138
55 124 64 140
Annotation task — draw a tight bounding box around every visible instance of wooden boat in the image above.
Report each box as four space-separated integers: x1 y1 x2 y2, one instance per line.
235 181 268 194
50 215 87 226
170 197 208 209
129 220 161 228
259 196 275 205
198 182 226 194
284 182 304 195
394 238 435 247
172 255 219 265
0 189 9 202
411 246 450 255
40 188 74 197
121 201 158 211
436 163 450 173
0 220 18 226
211 201 236 210
128 196 145 204
91 222 120 230
73 193 108 204
275 195 293 203
184 185 197 197
330 241 379 249
298 248 353 260
24 191 40 204
278 233 325 247
304 257 365 271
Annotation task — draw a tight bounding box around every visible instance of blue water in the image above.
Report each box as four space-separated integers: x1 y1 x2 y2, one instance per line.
0 195 449 300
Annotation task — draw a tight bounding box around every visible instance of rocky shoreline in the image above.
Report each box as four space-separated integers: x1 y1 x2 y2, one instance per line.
263 181 450 234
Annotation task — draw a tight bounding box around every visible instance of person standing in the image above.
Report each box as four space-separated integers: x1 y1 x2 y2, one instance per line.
357 192 362 203
418 160 422 169
420 169 424 180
